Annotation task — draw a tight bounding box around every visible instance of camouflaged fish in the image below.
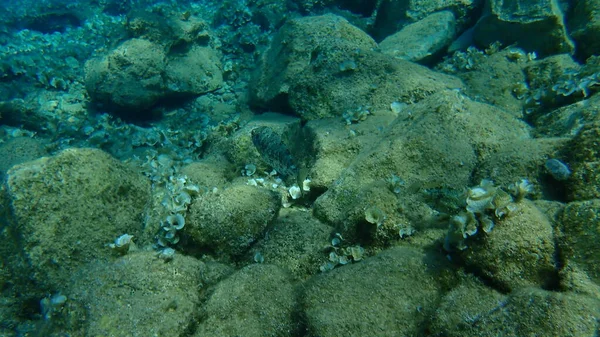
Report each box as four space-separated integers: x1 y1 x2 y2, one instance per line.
251 126 297 179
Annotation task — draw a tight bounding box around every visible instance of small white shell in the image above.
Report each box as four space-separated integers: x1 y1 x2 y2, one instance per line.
302 179 311 191
288 185 302 199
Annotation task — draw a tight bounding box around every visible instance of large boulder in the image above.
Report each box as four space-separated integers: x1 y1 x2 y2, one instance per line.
3 148 151 289
85 38 222 118
302 246 453 336
473 0 574 57
251 14 463 121
185 183 281 258
195 264 299 336
85 38 167 114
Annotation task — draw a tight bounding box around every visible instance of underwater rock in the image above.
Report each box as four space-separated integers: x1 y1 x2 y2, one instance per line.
313 90 529 242
473 138 567 191
0 136 47 178
533 91 600 137
559 199 600 285
164 45 223 95
84 38 167 115
4 148 151 289
431 278 600 336
194 264 298 337
371 0 475 41
567 120 600 200
186 183 281 257
302 246 453 336
379 10 457 63
301 113 396 189
248 209 333 279
458 200 557 291
85 37 222 118
251 14 464 120
473 0 574 57
569 0 600 60
64 251 207 337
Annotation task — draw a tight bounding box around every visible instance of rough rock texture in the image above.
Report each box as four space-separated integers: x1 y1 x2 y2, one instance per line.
379 10 457 63
180 154 234 190
4 148 150 289
249 209 333 280
432 279 600 336
473 0 574 57
85 38 167 113
558 200 600 285
372 0 475 41
0 136 47 177
472 137 569 192
64 252 208 337
165 45 222 95
459 200 557 291
567 120 600 200
313 90 530 241
85 38 222 117
301 113 396 190
302 246 454 336
534 91 600 137
251 14 464 121
195 264 298 337
186 183 281 257
454 48 531 116
568 0 600 60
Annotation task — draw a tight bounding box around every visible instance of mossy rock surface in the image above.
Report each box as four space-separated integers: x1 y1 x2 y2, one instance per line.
559 199 600 285
459 200 557 291
302 246 454 337
186 183 281 257
194 264 298 337
4 148 150 289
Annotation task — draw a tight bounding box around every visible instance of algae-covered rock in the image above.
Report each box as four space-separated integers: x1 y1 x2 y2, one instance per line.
313 90 529 241
371 0 475 41
195 264 298 337
473 137 569 193
459 200 557 291
180 154 233 190
186 183 281 257
566 120 600 200
4 148 150 289
302 114 395 190
379 10 457 63
558 199 600 285
249 208 333 279
302 246 453 336
473 0 574 57
251 14 463 121
432 280 600 336
430 275 508 336
534 93 600 138
85 37 222 117
164 45 222 95
85 38 167 114
452 47 531 116
0 136 47 177
569 0 600 60
64 251 207 337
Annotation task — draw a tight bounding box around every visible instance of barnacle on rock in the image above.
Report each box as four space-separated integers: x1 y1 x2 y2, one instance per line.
444 179 531 251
